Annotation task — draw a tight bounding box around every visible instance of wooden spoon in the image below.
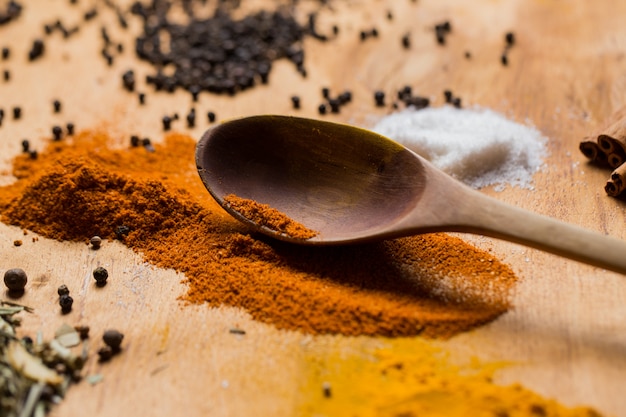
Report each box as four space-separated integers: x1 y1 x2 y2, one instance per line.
196 115 626 275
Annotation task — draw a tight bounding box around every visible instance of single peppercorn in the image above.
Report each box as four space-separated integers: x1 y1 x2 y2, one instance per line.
66 122 74 135
21 139 29 152
12 106 21 119
501 52 508 66
207 111 216 123
93 266 108 285
138 92 145 105
318 103 327 115
401 33 411 49
122 69 135 92
59 294 73 313
3 69 9 81
29 150 38 159
374 90 385 107
52 125 63 141
57 284 70 296
444 90 453 103
505 31 515 46
1 47 9 60
142 137 155 152
322 381 332 398
291 95 301 109
102 329 124 351
186 108 196 128
162 115 172 131
130 135 140 147
328 98 340 114
90 235 102 249
4 268 27 292
53 99 61 113
28 39 45 61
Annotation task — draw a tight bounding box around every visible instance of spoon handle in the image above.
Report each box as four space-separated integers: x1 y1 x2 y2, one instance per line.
462 193 626 275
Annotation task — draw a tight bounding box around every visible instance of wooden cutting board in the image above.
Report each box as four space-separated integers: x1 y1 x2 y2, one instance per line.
1 0 626 415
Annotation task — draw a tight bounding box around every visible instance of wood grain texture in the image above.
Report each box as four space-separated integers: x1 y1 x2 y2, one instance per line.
1 0 626 416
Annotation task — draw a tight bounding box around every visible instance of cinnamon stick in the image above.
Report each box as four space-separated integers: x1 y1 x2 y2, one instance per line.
605 162 626 197
579 104 626 165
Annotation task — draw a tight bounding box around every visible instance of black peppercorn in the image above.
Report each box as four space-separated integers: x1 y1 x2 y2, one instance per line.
322 382 332 398
328 98 340 114
338 91 352 104
28 39 45 61
21 139 29 152
321 87 330 99
207 111 216 123
59 294 73 313
291 95 301 109
4 268 27 292
374 90 385 107
318 103 327 115
142 137 154 152
53 99 61 113
189 85 200 102
12 106 21 119
57 284 70 296
138 92 145 105
114 224 130 239
3 70 9 81
444 90 453 103
90 235 102 249
29 150 38 159
401 33 410 49
103 329 124 351
186 108 196 128
501 53 508 66
93 266 108 286
52 125 63 141
75 325 90 340
66 122 74 135
452 97 462 108
162 115 172 131
122 69 135 92
130 135 140 147
505 32 515 46
1 47 9 60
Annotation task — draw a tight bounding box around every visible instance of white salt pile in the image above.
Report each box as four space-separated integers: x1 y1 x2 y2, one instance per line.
371 106 548 190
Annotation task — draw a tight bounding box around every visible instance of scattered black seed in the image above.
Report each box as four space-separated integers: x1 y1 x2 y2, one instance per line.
21 139 29 152
66 122 75 135
4 268 27 292
2 47 10 60
28 38 45 61
374 90 385 107
142 137 155 152
338 90 352 104
322 382 332 398
452 97 462 108
114 224 130 240
360 27 379 41
122 69 135 92
291 95 301 109
29 150 37 159
84 8 97 21
328 98 340 113
207 111 216 123
434 20 452 45
318 103 327 115
116 9 128 29
229 328 246 335
130 135 140 147
387 10 393 20
401 33 410 49
3 69 9 81
321 87 330 99
501 52 508 66
97 346 113 362
59 294 73 313
186 108 196 128
505 31 515 46
93 266 108 286
172 113 179 121
53 99 61 113
117 43 123 53
162 115 172 131
102 50 114 66
444 90 453 103
103 329 124 351
21 335 33 348
138 92 145 105
75 325 90 340
90 235 102 249
0 1 23 27
57 284 70 296
52 125 63 141
12 106 21 119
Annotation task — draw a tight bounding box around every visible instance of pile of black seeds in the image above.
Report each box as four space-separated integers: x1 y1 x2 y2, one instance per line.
0 1 22 26
130 0 317 97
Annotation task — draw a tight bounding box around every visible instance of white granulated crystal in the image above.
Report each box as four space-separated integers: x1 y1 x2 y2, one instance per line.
371 106 548 191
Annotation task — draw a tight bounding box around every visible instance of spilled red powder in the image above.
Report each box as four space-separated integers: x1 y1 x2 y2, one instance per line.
0 130 518 338
223 194 318 239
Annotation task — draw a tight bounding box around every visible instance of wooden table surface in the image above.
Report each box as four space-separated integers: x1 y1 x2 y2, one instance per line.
1 0 626 416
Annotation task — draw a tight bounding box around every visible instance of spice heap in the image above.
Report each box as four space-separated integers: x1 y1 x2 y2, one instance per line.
579 105 626 197
223 194 318 240
0 130 518 338
372 106 548 191
299 338 603 417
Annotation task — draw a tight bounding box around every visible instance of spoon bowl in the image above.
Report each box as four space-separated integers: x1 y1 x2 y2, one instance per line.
196 115 626 275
